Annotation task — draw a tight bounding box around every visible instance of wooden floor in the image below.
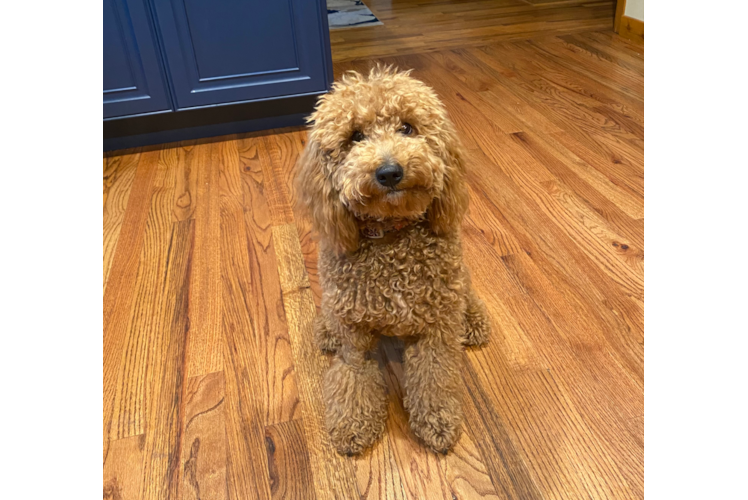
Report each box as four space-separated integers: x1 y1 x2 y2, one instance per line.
330 0 616 62
104 6 643 500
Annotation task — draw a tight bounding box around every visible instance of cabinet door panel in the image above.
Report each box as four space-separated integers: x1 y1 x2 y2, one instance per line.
104 0 172 119
152 0 330 109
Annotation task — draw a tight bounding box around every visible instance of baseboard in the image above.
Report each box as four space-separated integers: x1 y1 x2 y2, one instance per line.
104 92 322 152
104 112 309 152
618 15 643 45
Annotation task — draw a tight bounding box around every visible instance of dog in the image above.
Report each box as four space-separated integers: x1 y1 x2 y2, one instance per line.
295 66 491 455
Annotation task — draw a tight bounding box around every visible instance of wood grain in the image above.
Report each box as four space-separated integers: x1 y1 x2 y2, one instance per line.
218 145 275 500
617 15 643 45
181 372 227 500
265 419 316 500
104 434 146 500
186 142 223 377
104 150 164 453
139 219 194 500
116 149 181 445
352 427 407 500
103 22 643 500
104 149 140 293
232 137 301 424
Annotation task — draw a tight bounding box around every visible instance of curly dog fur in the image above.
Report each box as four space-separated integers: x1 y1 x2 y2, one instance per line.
296 66 491 455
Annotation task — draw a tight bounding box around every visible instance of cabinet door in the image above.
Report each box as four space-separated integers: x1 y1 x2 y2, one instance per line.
104 0 172 119
151 0 331 109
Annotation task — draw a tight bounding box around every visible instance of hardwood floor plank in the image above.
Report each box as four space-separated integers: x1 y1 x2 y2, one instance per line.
440 428 504 500
104 434 146 500
256 131 304 226
471 281 546 374
390 53 544 140
172 143 199 222
232 137 302 424
220 191 274 500
278 130 325 306
582 31 643 59
270 218 312 295
186 143 223 378
265 420 316 500
104 151 139 208
428 48 569 137
559 33 643 75
140 219 195 500
102 152 159 461
501 252 643 412
351 422 408 500
180 372 228 500
104 150 140 293
104 146 174 448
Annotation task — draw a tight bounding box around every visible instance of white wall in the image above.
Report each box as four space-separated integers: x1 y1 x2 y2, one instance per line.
624 0 644 22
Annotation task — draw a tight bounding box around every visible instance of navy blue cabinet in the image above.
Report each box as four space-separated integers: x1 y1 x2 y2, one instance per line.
151 0 329 109
103 0 171 118
104 0 332 149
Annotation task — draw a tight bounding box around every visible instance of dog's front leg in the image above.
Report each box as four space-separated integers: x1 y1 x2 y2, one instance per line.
322 322 386 455
463 287 491 347
313 311 341 353
403 316 464 453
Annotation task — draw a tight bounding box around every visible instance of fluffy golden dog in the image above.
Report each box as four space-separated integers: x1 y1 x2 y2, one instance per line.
296 66 491 455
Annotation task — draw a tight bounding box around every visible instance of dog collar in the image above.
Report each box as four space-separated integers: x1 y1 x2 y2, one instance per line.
357 217 419 239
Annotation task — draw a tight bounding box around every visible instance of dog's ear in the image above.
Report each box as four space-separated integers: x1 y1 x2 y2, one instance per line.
427 122 469 236
295 138 360 254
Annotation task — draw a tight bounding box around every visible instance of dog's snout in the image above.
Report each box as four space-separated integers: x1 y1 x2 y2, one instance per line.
375 163 404 188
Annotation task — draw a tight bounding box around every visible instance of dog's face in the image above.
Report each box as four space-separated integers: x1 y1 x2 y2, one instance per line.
297 67 468 253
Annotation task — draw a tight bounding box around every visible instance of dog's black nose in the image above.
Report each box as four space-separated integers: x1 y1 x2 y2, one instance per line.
375 163 404 188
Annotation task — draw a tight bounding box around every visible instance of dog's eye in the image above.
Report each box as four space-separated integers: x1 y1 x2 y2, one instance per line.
399 123 415 136
350 130 365 142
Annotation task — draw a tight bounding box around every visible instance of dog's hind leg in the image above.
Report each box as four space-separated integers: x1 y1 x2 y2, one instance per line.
313 313 340 353
323 324 386 455
463 288 491 347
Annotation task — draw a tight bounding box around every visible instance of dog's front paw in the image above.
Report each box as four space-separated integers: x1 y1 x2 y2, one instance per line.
463 301 491 347
313 315 340 353
329 422 384 456
323 358 387 456
463 317 490 347
410 406 462 454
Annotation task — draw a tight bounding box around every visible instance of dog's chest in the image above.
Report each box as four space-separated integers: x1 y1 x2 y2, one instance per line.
320 225 466 330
